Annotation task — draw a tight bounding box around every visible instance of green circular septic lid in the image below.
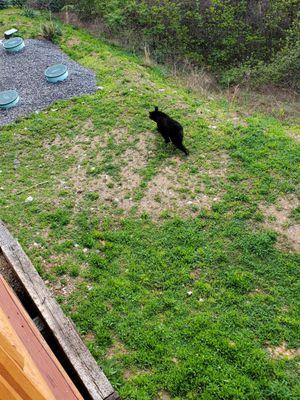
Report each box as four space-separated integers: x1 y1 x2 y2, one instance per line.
45 64 68 78
0 90 18 106
3 37 23 49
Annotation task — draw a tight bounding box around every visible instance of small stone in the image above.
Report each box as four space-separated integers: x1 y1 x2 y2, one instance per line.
13 159 20 168
74 243 79 248
97 86 104 90
158 88 165 92
209 125 217 129
187 291 193 296
25 196 33 203
199 298 204 302
83 248 88 253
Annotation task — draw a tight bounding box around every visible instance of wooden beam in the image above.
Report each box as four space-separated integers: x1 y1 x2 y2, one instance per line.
0 221 119 400
0 277 83 400
0 374 23 400
0 307 56 400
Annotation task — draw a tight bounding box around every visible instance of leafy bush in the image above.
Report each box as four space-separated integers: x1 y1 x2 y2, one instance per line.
22 6 37 18
26 0 65 11
30 0 300 88
221 15 300 89
0 0 11 9
41 20 62 41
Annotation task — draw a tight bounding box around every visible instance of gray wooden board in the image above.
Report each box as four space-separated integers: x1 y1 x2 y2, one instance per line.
0 220 119 400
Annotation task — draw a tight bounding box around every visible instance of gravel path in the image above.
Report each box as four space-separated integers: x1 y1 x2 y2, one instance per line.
0 39 97 126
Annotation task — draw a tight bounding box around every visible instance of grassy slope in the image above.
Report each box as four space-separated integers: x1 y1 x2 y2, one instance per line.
0 9 300 400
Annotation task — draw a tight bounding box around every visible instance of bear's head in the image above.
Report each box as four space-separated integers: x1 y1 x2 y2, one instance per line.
149 106 159 122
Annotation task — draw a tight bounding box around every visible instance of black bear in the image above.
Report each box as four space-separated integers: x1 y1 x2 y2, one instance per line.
149 106 189 156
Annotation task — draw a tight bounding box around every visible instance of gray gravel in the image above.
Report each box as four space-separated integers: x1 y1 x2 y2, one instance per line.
0 39 97 126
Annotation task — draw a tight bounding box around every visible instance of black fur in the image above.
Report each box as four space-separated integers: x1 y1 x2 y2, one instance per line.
149 106 189 156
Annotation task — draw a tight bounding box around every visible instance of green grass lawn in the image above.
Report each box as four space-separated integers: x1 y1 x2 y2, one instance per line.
0 8 300 400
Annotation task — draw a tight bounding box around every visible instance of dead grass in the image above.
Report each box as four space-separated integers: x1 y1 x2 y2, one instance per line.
260 195 300 252
106 337 129 360
66 37 81 47
123 367 151 380
58 123 229 220
156 390 172 400
267 342 300 360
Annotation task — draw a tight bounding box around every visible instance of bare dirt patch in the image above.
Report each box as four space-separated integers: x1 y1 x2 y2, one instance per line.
139 153 228 219
67 131 156 212
156 390 172 400
190 268 201 280
59 124 228 219
260 195 300 252
123 368 151 380
106 337 129 360
267 342 300 360
66 37 81 47
44 270 83 297
84 331 96 342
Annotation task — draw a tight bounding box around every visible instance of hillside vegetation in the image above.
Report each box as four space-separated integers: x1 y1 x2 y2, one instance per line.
0 8 300 400
16 0 300 89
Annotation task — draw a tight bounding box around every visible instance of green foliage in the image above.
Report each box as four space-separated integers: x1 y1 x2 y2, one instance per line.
0 0 11 9
68 0 299 88
0 9 299 399
26 0 65 11
221 15 300 89
41 20 62 41
22 6 37 18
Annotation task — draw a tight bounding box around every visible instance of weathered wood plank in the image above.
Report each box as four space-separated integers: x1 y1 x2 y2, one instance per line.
0 221 119 400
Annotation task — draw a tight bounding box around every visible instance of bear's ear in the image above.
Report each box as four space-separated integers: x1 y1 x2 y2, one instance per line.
155 106 158 112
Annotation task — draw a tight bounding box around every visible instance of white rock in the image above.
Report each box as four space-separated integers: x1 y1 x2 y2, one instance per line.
209 125 217 129
25 196 33 203
97 86 104 90
187 291 193 296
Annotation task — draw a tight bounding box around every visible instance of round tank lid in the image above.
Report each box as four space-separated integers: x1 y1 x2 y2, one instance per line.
45 64 68 78
3 37 24 49
0 90 19 106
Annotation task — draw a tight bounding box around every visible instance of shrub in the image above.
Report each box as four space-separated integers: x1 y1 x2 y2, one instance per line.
0 0 11 9
41 20 62 42
31 0 300 88
22 6 37 18
26 0 65 12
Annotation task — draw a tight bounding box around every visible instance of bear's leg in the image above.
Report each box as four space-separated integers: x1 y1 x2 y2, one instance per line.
171 135 189 155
